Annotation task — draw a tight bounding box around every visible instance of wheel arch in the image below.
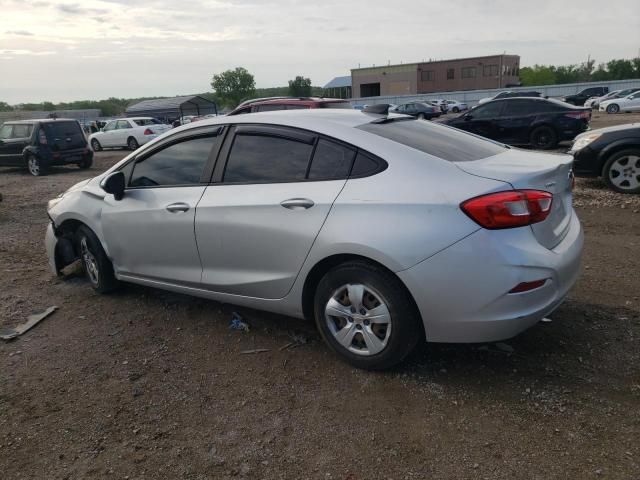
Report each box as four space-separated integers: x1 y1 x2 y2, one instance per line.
598 141 640 176
300 253 424 338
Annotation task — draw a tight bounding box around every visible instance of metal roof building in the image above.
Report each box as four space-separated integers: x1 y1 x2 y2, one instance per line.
322 76 352 99
125 95 217 121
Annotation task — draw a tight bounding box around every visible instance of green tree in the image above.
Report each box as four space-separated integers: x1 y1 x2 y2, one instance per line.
211 67 256 108
519 65 556 86
606 59 635 80
288 76 312 97
0 101 13 112
591 63 610 81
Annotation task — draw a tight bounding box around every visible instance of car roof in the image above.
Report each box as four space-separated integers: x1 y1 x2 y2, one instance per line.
2 118 79 124
485 97 579 108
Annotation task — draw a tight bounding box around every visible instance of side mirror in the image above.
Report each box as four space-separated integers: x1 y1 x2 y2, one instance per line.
100 171 125 201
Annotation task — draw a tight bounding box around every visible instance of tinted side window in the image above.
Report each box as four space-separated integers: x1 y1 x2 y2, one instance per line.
103 121 117 132
285 104 309 110
129 135 216 187
116 120 131 129
502 100 536 116
256 104 287 112
472 102 503 119
308 139 355 180
224 134 313 183
351 152 381 177
12 124 33 138
0 125 12 139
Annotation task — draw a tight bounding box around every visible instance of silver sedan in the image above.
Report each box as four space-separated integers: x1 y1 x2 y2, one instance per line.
45 109 583 369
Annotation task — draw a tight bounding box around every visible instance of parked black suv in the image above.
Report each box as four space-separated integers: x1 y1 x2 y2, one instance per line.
445 97 591 149
562 86 609 106
0 119 93 176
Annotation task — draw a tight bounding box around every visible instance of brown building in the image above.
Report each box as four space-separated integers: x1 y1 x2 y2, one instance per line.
352 54 520 97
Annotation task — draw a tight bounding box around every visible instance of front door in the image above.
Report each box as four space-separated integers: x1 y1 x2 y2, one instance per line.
99 121 118 147
101 131 220 284
196 127 354 299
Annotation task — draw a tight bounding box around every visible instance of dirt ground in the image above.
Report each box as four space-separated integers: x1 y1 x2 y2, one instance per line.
1 112 639 480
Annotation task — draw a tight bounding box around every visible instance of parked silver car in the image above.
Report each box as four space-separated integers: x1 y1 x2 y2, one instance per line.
45 109 583 369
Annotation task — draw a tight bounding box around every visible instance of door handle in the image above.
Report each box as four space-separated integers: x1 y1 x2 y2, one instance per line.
280 198 314 210
166 202 190 213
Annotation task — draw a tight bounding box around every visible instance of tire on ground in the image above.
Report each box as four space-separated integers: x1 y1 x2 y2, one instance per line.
76 225 119 293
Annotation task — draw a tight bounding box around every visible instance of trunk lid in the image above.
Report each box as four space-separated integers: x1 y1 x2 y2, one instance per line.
456 149 574 249
41 121 86 151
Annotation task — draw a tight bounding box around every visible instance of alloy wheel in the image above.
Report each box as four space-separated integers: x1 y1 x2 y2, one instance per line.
608 155 640 191
80 237 99 285
324 283 392 356
27 156 40 176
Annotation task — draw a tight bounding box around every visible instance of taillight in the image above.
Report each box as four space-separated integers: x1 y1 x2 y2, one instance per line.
38 129 47 145
564 111 590 120
461 190 553 229
143 128 154 135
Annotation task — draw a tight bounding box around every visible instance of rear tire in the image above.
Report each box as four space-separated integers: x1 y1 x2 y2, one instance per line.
26 154 48 176
529 125 558 150
313 261 423 370
452 107 459 113
417 113 425 120
602 149 640 194
76 225 119 293
606 104 620 114
127 137 139 150
78 156 93 169
91 139 102 151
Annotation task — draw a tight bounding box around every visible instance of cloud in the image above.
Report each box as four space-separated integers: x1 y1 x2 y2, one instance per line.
5 30 34 36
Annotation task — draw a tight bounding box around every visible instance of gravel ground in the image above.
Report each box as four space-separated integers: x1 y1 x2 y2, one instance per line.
0 112 639 479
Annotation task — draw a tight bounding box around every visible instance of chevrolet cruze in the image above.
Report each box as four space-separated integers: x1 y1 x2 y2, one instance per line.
46 109 583 369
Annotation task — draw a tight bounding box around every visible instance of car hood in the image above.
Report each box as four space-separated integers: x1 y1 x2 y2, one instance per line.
575 123 639 137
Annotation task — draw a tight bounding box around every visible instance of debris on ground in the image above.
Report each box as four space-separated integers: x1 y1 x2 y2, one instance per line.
229 312 250 332
240 349 270 355
0 306 58 340
60 259 83 278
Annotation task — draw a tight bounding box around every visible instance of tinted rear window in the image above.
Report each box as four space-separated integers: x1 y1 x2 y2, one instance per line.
358 119 506 162
42 121 82 138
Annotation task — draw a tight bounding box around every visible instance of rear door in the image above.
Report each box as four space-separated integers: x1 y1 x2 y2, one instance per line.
497 99 538 144
0 124 32 165
114 119 134 146
195 126 354 299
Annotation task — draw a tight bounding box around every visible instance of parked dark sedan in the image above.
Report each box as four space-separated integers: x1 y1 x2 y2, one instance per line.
444 98 591 149
570 123 640 194
394 102 441 120
0 119 93 176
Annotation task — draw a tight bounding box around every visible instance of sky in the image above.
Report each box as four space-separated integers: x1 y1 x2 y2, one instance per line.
0 0 639 104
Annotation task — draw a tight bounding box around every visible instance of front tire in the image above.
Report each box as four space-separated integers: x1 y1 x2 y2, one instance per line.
313 261 422 370
76 225 119 293
602 149 640 194
606 104 620 114
529 125 558 150
127 137 139 150
26 154 47 176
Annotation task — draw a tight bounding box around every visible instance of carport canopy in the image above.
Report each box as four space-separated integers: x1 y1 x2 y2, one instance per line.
125 95 217 121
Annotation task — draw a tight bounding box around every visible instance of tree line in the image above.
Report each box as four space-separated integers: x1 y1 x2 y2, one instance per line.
520 57 640 86
0 70 323 115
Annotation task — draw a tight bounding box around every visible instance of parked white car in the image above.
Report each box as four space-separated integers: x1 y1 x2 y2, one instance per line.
444 100 468 113
89 117 171 151
426 99 449 112
584 90 621 108
599 92 640 114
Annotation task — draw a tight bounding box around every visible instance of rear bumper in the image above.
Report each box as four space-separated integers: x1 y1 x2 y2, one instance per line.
398 212 584 343
48 149 93 166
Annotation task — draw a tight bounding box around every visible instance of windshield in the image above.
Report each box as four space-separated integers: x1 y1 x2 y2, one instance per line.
358 118 506 162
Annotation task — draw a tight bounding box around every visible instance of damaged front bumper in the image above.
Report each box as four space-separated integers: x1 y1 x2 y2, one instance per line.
45 222 59 275
45 222 77 275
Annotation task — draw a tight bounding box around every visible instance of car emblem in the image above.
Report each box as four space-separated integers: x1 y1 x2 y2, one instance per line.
545 181 556 188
